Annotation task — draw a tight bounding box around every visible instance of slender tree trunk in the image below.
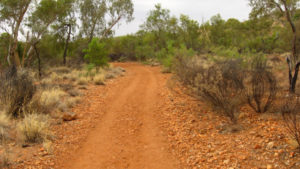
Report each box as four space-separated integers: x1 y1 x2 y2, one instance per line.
288 60 300 93
21 33 30 67
63 24 72 65
89 22 96 43
102 16 122 38
9 2 30 68
33 42 41 77
281 1 299 93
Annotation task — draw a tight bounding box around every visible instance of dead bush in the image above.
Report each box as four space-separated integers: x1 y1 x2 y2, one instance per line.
0 113 10 144
246 57 277 113
193 60 246 123
0 148 10 168
281 95 300 149
17 114 51 144
173 56 204 86
0 66 36 118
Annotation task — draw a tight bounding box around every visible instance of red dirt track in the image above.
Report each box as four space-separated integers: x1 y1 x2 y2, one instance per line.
62 63 180 169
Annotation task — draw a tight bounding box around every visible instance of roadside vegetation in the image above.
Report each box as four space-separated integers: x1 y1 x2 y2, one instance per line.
1 0 300 168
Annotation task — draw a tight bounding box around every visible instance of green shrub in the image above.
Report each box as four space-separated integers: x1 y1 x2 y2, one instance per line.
83 38 109 68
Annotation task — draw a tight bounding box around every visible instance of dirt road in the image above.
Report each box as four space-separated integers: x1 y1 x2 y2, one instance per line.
63 63 180 169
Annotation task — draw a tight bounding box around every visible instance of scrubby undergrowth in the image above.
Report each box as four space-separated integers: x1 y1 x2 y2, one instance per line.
0 63 125 166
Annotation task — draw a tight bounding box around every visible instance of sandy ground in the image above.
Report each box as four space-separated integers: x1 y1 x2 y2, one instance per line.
62 63 180 169
10 62 300 169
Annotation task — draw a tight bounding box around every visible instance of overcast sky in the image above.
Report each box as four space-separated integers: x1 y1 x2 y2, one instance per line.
115 0 252 36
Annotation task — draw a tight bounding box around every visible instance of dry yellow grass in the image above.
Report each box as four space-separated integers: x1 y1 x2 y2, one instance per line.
93 73 106 85
77 76 91 85
39 88 66 109
0 113 9 128
40 77 53 85
65 96 81 108
0 113 10 144
17 114 51 143
43 140 53 154
51 66 71 74
49 72 62 81
0 148 10 168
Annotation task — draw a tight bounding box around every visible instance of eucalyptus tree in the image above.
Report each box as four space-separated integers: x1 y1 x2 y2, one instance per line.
141 4 172 50
26 0 76 74
52 0 77 65
0 0 32 67
179 15 201 51
79 0 134 42
249 0 300 92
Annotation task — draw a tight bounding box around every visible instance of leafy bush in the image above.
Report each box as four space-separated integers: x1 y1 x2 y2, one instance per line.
246 56 277 113
0 66 36 118
210 46 241 59
83 38 109 68
17 114 50 144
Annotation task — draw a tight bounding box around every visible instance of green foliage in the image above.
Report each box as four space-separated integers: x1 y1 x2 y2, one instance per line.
79 0 134 40
83 38 109 68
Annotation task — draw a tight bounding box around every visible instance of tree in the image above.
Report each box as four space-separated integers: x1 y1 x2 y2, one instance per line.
141 4 172 50
249 0 300 93
179 14 201 51
53 0 77 65
26 0 76 74
79 0 134 42
0 0 32 67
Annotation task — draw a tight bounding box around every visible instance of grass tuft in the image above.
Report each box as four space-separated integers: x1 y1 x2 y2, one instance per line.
17 114 51 144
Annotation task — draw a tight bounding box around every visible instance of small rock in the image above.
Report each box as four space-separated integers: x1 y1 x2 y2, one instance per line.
290 152 295 158
223 159 230 164
254 144 262 149
274 152 279 157
42 152 48 156
267 142 275 149
238 112 247 119
267 164 272 169
62 112 78 121
286 139 299 149
240 155 247 160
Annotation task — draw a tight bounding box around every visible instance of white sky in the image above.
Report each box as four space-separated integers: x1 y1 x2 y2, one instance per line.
115 0 252 36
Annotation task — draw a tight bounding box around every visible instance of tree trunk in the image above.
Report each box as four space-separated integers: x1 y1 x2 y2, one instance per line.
89 22 96 43
63 24 72 65
33 42 41 77
102 16 122 38
9 2 30 68
288 60 300 93
282 1 299 93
